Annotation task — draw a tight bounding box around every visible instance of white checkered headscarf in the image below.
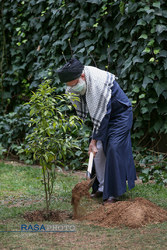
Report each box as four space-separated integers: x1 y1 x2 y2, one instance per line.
66 66 115 134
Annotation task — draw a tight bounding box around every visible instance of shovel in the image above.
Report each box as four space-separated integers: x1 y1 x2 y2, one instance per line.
86 152 96 188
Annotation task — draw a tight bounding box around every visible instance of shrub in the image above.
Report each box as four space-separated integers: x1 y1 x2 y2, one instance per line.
23 80 89 211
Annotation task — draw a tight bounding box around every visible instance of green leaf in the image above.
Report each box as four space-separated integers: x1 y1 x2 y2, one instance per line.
164 58 167 70
156 25 167 35
153 82 167 97
144 6 154 14
147 39 155 47
136 19 146 26
84 39 94 47
139 94 145 99
30 108 35 116
133 86 140 93
75 150 82 156
157 50 167 58
162 10 167 18
142 168 150 175
132 100 137 105
133 55 144 64
149 57 155 62
153 49 160 55
142 76 153 89
86 0 100 4
141 107 148 114
125 2 138 14
42 35 50 45
105 25 111 38
121 55 133 75
49 0 55 3
44 154 48 163
93 23 98 28
77 48 85 53
148 97 158 104
139 34 148 39
87 46 94 53
162 91 167 100
156 33 167 44
100 54 107 61
143 47 151 53
119 1 125 15
153 2 161 9
148 103 157 113
153 121 162 133
133 120 142 129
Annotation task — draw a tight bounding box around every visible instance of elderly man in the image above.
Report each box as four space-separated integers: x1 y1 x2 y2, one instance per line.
57 58 136 203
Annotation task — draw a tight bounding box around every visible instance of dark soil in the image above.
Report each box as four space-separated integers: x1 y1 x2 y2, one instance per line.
23 180 167 229
23 179 91 222
71 180 167 228
71 179 91 219
23 210 71 222
81 197 167 228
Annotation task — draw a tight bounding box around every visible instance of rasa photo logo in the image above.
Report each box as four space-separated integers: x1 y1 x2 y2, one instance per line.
21 224 76 232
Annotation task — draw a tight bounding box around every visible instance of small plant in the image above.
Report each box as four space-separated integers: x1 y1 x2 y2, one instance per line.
24 80 82 213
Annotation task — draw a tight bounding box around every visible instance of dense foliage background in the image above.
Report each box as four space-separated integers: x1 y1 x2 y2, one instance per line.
0 0 167 173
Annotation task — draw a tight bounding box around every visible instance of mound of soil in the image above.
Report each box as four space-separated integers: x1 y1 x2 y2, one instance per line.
82 197 167 228
24 210 70 222
71 179 91 219
23 180 167 229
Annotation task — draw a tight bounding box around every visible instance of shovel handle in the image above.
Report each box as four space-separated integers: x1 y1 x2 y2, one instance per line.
86 152 94 179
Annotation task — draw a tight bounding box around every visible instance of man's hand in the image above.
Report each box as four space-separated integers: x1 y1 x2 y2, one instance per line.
88 139 98 157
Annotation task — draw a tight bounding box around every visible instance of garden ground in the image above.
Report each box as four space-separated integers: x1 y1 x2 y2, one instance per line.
0 161 167 249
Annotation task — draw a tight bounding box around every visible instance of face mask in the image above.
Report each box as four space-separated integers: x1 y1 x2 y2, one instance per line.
71 78 86 95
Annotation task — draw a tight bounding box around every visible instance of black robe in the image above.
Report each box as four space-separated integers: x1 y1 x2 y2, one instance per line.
92 80 136 200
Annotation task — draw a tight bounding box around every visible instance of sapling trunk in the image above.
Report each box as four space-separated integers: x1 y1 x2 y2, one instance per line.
42 166 49 214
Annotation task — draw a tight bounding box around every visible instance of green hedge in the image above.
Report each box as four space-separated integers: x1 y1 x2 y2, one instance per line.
0 0 167 149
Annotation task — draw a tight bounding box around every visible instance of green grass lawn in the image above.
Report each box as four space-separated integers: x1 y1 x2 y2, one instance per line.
0 161 167 249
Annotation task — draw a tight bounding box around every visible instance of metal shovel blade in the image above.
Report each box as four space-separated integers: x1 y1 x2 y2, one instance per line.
88 175 96 189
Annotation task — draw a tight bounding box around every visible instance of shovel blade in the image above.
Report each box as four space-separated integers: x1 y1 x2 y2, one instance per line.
87 175 96 189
